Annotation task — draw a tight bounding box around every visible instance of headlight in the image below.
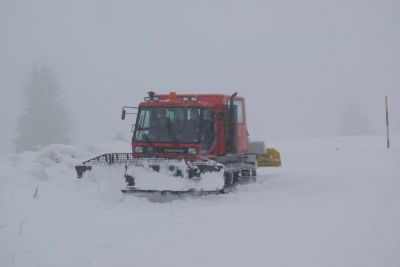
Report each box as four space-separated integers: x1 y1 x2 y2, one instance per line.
188 148 197 155
135 146 144 153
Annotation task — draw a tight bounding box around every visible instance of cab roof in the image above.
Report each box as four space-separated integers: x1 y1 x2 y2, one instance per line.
139 92 244 107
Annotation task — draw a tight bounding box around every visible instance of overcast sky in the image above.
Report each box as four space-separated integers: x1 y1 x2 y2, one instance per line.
1 0 399 153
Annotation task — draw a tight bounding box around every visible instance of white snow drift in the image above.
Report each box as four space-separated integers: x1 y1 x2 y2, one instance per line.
1 135 399 267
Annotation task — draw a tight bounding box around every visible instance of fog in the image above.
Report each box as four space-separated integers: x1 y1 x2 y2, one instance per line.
1 0 399 153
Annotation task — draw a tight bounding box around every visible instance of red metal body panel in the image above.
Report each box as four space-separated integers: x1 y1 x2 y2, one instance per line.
131 142 202 160
131 93 249 158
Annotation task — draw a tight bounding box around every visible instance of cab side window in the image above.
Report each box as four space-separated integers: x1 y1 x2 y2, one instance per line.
234 100 244 124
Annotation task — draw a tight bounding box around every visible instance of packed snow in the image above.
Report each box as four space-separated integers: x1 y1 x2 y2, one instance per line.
1 135 399 267
126 161 225 191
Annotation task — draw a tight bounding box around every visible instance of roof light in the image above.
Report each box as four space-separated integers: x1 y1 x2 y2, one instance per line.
182 96 190 102
190 96 198 102
169 92 177 101
144 95 160 102
134 146 144 153
188 148 197 155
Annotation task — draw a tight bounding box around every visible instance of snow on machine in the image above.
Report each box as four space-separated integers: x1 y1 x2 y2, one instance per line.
75 91 281 194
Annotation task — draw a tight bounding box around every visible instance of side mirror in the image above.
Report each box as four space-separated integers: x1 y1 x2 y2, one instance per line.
121 106 138 120
121 109 126 120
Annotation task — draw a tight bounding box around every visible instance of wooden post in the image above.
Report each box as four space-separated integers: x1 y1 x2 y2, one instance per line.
385 96 390 149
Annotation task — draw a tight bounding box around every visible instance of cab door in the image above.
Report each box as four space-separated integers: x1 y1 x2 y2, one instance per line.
233 99 248 154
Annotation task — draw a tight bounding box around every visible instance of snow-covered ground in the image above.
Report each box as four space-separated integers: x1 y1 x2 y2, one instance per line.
1 135 399 267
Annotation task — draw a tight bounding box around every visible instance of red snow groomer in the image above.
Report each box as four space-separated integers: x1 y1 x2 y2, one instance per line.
75 92 281 194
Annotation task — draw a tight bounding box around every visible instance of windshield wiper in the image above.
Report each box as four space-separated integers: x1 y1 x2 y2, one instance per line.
166 120 178 145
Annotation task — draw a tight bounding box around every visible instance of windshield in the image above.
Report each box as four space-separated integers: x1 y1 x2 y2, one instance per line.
134 107 202 143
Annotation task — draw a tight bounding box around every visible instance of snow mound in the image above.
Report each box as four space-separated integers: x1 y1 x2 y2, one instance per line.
35 144 90 167
80 165 128 201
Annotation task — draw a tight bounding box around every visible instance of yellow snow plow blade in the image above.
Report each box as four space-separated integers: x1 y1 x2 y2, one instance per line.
257 148 282 167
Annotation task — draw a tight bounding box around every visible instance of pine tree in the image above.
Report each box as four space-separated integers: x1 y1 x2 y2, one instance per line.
15 66 72 152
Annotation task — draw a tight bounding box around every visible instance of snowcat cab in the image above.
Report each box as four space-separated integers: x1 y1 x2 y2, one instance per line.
75 91 281 195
